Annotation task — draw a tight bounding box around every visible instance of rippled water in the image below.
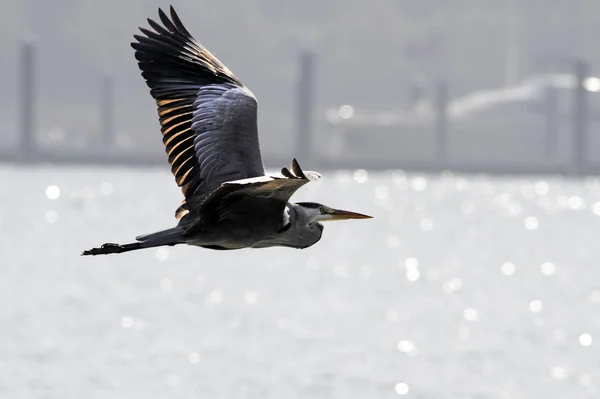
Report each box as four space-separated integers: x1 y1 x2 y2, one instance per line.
1 165 600 398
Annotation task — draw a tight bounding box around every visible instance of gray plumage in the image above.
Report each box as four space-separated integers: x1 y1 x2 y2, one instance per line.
82 6 371 256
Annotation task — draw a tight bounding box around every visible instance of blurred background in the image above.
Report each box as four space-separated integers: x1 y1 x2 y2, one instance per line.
2 1 600 398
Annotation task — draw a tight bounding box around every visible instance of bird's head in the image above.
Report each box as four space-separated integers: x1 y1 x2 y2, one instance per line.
295 202 373 223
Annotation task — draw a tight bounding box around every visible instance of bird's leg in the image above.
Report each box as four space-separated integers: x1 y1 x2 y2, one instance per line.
81 242 142 256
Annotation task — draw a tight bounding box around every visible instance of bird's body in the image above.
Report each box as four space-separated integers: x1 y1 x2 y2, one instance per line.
82 6 371 256
185 202 323 250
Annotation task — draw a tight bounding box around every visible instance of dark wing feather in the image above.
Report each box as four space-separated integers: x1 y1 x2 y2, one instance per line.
131 6 265 221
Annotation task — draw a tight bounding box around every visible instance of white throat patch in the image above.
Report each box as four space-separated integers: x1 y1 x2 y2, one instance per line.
282 206 291 226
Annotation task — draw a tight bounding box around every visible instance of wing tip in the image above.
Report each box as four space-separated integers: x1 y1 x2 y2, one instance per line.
291 158 307 179
169 5 188 32
132 5 243 88
279 160 320 181
157 6 168 20
281 166 295 178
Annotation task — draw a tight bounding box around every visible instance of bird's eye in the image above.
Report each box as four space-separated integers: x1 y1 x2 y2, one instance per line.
320 207 327 214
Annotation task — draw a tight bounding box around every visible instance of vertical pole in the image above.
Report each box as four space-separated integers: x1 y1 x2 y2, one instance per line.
572 60 589 175
544 86 557 156
100 74 115 149
19 41 36 159
504 0 519 87
435 81 448 165
407 79 424 111
296 50 314 165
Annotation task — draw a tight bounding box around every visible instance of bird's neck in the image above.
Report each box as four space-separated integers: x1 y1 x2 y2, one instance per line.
282 204 292 226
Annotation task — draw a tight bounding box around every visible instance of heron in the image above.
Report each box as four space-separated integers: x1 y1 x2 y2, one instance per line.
82 6 372 256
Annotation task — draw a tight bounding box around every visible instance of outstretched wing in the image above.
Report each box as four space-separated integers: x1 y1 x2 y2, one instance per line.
131 6 265 221
195 159 321 227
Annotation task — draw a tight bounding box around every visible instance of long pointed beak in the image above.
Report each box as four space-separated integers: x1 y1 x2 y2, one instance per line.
329 209 373 221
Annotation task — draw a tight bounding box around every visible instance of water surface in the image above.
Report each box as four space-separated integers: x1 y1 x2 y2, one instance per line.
1 166 599 398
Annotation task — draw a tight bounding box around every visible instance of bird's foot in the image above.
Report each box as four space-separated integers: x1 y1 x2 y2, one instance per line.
81 243 125 256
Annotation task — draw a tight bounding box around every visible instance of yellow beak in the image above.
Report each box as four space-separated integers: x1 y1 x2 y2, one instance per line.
328 209 373 221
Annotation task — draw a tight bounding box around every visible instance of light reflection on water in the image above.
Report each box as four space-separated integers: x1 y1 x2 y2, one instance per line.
1 166 600 398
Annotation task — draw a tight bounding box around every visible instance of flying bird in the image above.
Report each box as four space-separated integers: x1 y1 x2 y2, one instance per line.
82 6 372 256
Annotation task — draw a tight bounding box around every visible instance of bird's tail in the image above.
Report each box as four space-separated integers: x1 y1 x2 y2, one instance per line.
81 227 185 256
